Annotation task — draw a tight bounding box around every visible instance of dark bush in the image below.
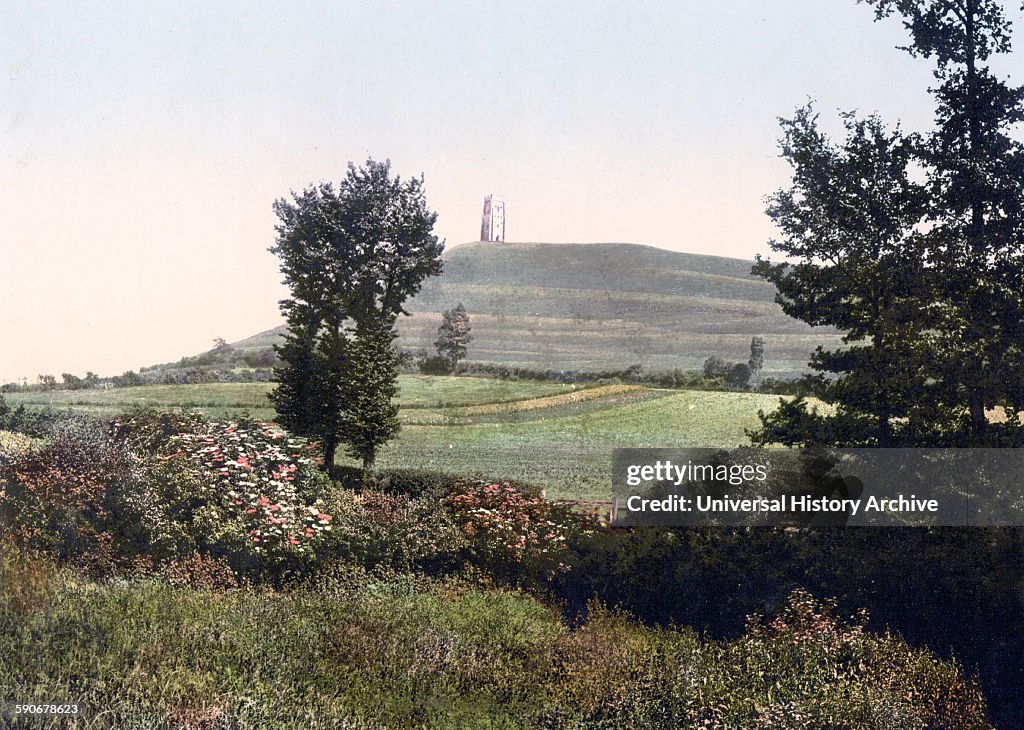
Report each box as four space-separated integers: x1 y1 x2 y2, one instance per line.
418 355 453 375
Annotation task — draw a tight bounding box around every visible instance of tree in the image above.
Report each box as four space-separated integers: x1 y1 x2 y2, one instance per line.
270 159 444 470
728 362 752 390
62 373 86 390
751 108 931 446
865 0 1024 444
748 336 765 386
703 356 729 381
434 302 473 372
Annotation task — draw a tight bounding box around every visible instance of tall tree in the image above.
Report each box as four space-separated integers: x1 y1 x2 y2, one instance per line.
748 336 765 386
270 159 444 470
434 302 473 371
865 0 1024 444
751 108 931 446
754 1 1024 447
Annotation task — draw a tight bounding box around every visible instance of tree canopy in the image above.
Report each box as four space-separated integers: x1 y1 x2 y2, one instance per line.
270 159 444 469
435 303 473 372
753 0 1024 447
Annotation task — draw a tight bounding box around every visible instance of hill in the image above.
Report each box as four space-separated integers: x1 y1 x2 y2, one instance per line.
227 241 839 378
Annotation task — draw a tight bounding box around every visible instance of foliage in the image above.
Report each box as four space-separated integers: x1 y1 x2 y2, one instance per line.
445 479 592 583
552 524 1024 726
270 158 445 470
109 410 333 581
703 355 729 380
0 415 137 575
163 418 331 554
337 320 401 470
417 353 454 375
0 409 342 584
160 552 239 590
434 302 473 370
754 1 1024 447
866 0 1024 444
0 575 992 729
752 107 931 447
322 489 468 575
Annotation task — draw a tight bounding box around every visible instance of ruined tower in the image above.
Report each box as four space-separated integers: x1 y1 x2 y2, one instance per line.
480 195 505 242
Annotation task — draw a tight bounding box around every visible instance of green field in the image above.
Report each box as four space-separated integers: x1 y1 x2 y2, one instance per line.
7 378 783 500
6 378 580 419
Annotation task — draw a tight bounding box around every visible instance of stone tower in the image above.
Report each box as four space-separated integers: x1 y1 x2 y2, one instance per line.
480 195 505 242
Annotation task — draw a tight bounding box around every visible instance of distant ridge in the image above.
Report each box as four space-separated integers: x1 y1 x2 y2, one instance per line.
226 241 839 378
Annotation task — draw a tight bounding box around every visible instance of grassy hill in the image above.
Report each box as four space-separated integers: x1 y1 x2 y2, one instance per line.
230 242 841 378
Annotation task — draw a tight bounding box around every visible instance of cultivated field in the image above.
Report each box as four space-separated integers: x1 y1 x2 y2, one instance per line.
6 377 782 501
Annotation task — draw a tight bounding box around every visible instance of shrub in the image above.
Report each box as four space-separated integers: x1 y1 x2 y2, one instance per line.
418 355 453 375
0 409 337 584
535 590 992 729
113 414 335 583
0 417 139 574
0 430 38 460
319 488 468 575
361 469 462 499
109 408 211 454
444 479 593 584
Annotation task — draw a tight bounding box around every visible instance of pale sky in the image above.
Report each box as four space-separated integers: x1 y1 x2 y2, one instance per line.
2 1 1022 384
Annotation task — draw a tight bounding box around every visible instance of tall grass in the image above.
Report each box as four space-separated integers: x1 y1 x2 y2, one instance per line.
0 562 991 729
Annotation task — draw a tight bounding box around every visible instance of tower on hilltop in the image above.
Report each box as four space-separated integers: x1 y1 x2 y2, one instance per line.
480 195 505 242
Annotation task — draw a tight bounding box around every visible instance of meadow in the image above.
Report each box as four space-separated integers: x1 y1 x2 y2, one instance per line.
6 378 782 501
1 554 987 729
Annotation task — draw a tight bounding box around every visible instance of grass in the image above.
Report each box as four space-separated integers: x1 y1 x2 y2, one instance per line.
4 378 580 421
6 378 785 500
368 389 783 500
0 572 569 729
0 566 987 730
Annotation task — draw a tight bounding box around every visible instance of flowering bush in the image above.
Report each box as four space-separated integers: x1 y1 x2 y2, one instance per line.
444 480 591 581
162 419 332 555
106 411 336 582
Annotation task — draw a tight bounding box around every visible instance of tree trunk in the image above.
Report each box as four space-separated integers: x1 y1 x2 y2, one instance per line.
969 389 988 443
323 437 338 475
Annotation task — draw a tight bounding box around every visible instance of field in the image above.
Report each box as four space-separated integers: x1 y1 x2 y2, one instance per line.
6 378 782 500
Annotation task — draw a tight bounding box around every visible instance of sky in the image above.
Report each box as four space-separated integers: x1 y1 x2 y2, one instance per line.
2 1 1022 384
